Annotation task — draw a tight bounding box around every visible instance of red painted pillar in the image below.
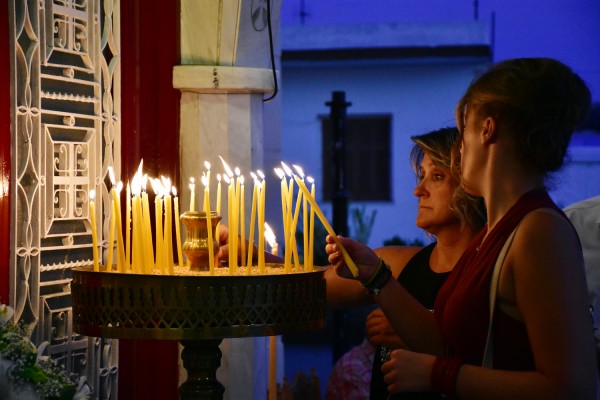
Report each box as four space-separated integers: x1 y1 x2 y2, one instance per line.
119 1 181 399
1 1 11 303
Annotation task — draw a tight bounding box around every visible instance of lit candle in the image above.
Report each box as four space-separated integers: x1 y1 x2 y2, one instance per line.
308 177 316 271
257 172 266 273
235 167 246 272
173 187 184 268
281 163 294 272
126 182 131 267
246 173 258 271
141 175 155 273
108 167 125 271
220 156 236 272
287 179 303 273
202 175 215 274
89 190 99 272
224 174 234 272
152 179 165 274
216 174 222 250
294 175 359 277
113 181 126 272
106 189 115 270
189 177 196 212
239 175 246 272
234 167 242 272
162 176 174 274
274 168 288 251
131 174 143 273
294 166 308 271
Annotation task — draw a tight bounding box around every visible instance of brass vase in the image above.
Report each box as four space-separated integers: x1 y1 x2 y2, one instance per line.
180 211 221 272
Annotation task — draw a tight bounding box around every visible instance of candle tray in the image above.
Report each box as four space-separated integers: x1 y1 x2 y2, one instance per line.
70 265 326 340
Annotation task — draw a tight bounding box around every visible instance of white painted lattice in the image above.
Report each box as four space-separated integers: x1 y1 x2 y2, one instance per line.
8 0 121 398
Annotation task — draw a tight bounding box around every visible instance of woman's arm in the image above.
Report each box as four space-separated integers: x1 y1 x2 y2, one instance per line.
327 236 443 354
382 211 598 399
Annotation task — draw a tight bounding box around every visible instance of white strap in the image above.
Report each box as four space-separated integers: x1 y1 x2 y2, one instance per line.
482 226 519 368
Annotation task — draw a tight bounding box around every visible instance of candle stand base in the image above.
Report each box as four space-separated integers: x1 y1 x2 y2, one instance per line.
70 265 326 400
179 339 224 400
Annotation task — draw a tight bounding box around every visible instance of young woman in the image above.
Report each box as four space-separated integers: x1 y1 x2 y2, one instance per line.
326 58 598 399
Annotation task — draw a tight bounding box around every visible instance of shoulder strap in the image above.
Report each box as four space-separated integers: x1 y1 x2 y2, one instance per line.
481 226 519 368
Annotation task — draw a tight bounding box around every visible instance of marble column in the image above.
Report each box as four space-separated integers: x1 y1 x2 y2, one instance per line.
175 1 283 399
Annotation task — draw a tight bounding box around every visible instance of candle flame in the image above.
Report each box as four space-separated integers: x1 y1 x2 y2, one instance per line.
307 176 315 184
132 168 143 195
274 167 284 180
281 162 293 177
217 173 222 182
204 161 211 170
152 178 165 197
172 186 177 196
223 174 231 185
137 159 144 178
142 174 148 192
257 170 265 180
250 171 258 181
219 156 234 177
89 189 96 200
161 176 171 193
292 164 305 178
234 167 241 177
116 181 123 192
201 175 209 188
264 223 276 247
239 175 245 185
108 166 116 185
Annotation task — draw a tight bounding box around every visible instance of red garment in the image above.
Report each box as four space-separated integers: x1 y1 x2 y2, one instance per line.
434 188 564 368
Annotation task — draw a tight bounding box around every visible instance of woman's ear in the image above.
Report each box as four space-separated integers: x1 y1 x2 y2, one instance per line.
481 117 497 144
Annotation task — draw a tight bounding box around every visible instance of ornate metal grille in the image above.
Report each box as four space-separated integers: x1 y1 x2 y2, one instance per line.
9 0 121 398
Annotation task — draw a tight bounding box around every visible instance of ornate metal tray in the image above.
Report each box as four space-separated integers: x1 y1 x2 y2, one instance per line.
71 265 326 340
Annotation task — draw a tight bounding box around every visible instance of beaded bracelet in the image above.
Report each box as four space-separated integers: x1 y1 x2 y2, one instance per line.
430 356 463 398
362 258 392 295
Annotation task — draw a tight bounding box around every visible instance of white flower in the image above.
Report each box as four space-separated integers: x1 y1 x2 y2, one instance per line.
0 304 14 326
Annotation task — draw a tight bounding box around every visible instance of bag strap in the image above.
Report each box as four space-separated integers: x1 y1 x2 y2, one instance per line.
482 226 519 368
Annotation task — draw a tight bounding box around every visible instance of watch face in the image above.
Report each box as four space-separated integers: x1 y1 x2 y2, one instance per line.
251 0 268 31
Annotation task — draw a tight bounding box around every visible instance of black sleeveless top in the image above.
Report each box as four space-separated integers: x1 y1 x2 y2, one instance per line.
370 243 449 400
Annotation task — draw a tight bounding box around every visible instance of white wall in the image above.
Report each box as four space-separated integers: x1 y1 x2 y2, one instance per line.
281 60 490 247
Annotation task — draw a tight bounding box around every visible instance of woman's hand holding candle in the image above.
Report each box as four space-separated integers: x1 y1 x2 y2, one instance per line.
293 176 359 277
324 234 379 282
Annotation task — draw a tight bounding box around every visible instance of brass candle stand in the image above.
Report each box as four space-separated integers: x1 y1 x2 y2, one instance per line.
71 211 326 400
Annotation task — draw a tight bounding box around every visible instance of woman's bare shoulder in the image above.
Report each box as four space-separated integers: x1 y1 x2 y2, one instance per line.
374 246 424 276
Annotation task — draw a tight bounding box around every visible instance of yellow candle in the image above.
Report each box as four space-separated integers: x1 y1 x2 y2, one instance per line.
106 190 115 270
89 190 99 272
231 168 241 273
267 227 278 400
309 178 316 271
216 174 222 249
246 174 258 270
126 183 131 267
202 175 215 274
155 191 164 274
274 168 288 251
189 177 196 212
164 194 173 273
112 182 126 272
294 176 359 277
239 176 246 270
141 188 155 272
174 187 184 268
224 174 234 272
132 194 143 273
258 178 266 273
287 183 303 273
